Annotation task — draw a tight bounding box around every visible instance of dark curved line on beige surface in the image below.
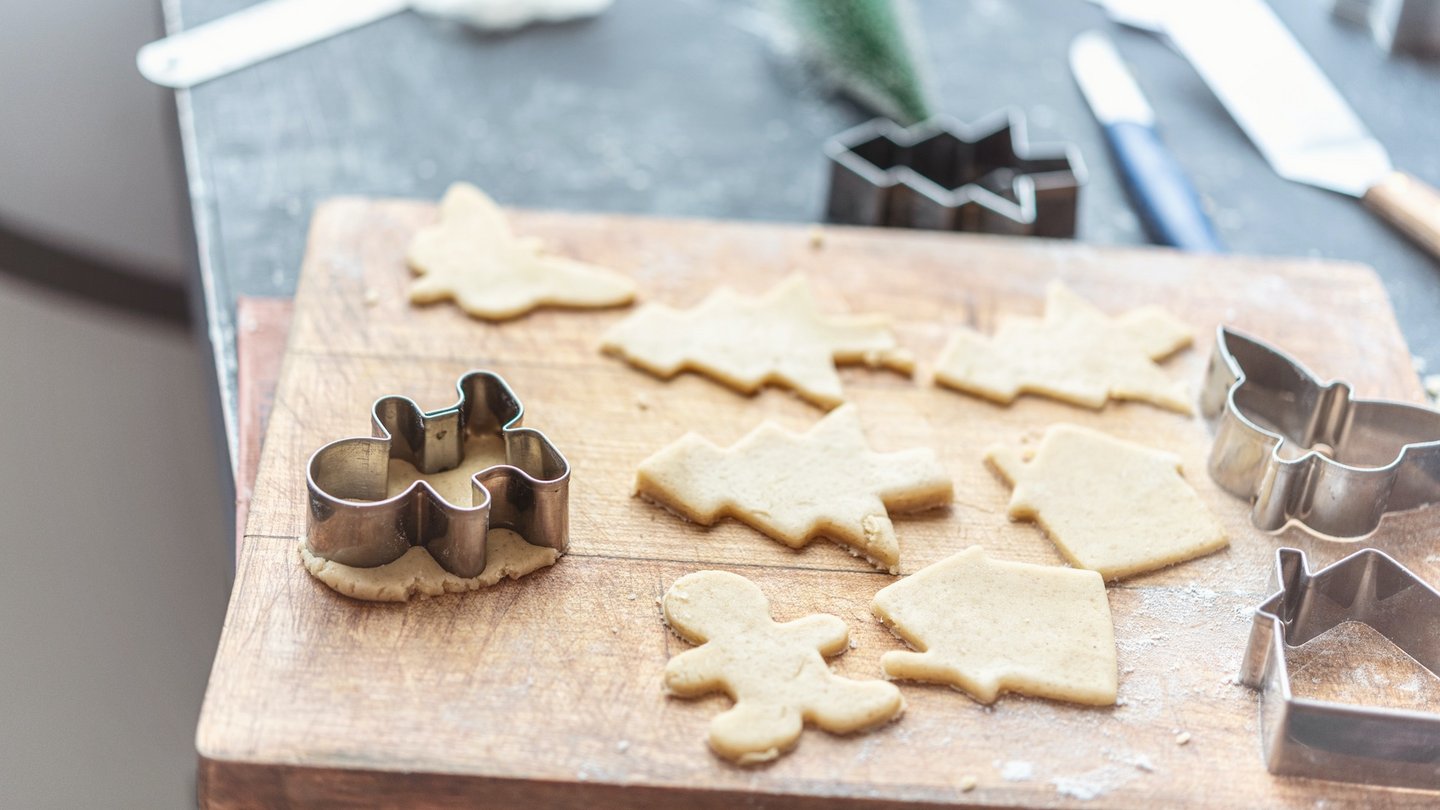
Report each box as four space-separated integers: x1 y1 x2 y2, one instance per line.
0 216 191 328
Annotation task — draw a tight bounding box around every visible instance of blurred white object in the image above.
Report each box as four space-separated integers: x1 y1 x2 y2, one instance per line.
138 0 614 89
1084 0 1164 33
413 0 613 30
1332 0 1440 58
138 0 409 88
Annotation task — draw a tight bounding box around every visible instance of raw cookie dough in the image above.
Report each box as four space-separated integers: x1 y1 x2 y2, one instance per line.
662 570 904 764
933 282 1194 413
300 529 559 602
601 274 913 409
302 433 558 601
872 546 1117 705
380 434 506 506
986 425 1228 580
634 404 952 573
407 182 636 319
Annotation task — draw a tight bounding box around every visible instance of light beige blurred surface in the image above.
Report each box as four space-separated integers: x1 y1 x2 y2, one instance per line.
0 278 229 809
0 2 225 802
0 0 189 280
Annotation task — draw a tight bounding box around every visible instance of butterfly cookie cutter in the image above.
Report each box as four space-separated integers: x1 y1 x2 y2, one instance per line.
305 371 570 578
823 109 1086 238
1199 326 1440 538
1240 546 1440 789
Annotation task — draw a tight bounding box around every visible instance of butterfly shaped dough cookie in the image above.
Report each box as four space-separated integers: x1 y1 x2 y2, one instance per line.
406 182 636 320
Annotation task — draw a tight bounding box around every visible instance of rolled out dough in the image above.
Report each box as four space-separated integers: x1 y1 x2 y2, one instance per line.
302 432 559 601
300 529 558 602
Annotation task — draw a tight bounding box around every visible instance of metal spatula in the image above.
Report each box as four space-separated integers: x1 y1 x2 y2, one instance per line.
1161 0 1440 260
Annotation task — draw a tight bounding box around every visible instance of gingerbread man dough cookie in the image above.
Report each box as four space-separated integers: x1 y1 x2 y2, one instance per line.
407 182 636 320
662 570 904 764
601 274 913 409
986 425 1228 580
872 546 1117 706
635 404 953 573
934 282 1194 413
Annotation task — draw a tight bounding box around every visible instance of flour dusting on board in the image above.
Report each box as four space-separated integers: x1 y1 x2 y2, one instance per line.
998 760 1034 781
1053 764 1138 801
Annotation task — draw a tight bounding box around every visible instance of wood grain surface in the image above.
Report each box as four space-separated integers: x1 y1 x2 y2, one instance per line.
234 296 292 557
197 198 1440 808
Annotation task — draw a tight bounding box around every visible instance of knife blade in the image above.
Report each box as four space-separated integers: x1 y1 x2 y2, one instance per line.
1070 31 1222 252
1161 0 1440 260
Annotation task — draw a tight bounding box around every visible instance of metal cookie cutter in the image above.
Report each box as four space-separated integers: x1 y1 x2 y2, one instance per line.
823 109 1086 237
305 371 570 578
1200 326 1440 538
1241 546 1440 789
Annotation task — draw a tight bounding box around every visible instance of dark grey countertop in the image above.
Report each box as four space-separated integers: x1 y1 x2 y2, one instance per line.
169 0 1440 458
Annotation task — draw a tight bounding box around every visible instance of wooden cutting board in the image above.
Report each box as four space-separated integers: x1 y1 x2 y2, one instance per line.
197 198 1440 809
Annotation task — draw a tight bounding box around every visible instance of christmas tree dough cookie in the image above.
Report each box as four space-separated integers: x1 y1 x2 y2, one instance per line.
934 282 1194 413
634 404 953 573
986 425 1228 580
662 570 904 764
872 546 1117 706
601 274 913 409
406 182 635 319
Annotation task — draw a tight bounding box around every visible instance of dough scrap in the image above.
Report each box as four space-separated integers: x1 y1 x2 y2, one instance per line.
933 283 1194 413
634 404 952 573
986 424 1228 580
300 529 558 602
406 182 635 320
872 546 1117 705
662 570 904 764
601 274 913 409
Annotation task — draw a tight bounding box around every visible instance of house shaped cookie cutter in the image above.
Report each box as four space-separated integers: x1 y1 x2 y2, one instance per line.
823 109 1086 237
1240 546 1440 789
1200 325 1440 537
305 371 570 578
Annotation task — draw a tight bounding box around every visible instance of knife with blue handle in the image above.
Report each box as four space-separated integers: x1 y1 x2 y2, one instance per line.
1070 31 1223 253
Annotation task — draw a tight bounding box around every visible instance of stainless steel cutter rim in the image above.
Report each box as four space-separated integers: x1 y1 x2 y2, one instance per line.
823 115 1028 223
822 107 1087 228
305 372 569 513
1240 546 1440 789
1215 325 1440 472
1204 325 1440 538
304 370 570 578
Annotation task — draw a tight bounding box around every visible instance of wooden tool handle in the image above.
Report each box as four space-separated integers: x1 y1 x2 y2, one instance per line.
1363 171 1440 260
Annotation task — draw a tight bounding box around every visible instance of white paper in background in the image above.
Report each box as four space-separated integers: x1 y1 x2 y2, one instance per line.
414 0 614 31
138 0 615 89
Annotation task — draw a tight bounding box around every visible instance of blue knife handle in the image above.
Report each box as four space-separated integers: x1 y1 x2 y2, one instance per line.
1104 121 1223 253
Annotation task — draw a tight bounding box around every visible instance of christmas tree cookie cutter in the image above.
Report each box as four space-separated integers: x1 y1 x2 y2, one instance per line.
823 109 1086 237
1240 546 1440 790
305 371 570 578
1200 325 1440 538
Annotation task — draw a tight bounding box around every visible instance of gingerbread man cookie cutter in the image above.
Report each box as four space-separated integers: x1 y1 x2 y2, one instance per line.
1240 546 1440 790
1200 326 1440 538
305 371 569 578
